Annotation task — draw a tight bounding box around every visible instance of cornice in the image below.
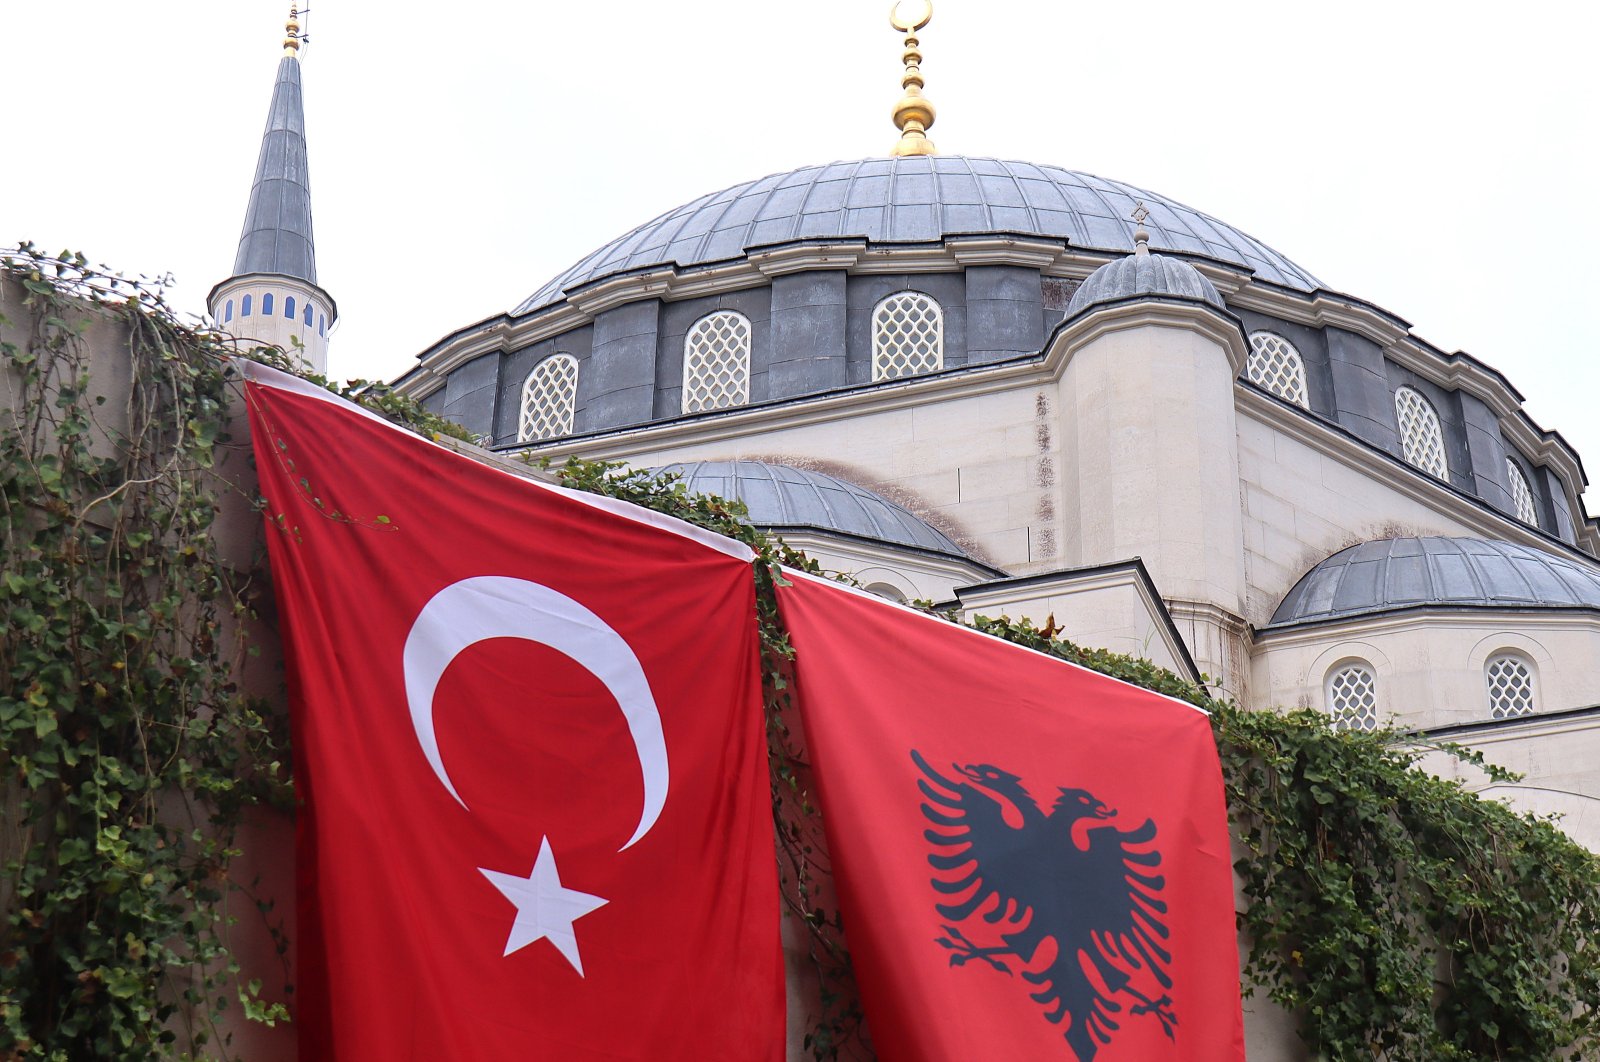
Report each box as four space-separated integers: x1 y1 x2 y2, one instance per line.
1053 297 1250 374
1237 386 1598 563
950 560 1201 683
1253 605 1600 652
1228 284 1592 533
770 528 1001 584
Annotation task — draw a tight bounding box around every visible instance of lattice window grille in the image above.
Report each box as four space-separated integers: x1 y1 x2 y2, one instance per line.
1506 459 1539 525
1485 655 1536 719
682 311 751 414
1247 331 1309 409
872 291 944 381
1395 387 1448 479
518 354 579 443
1326 663 1379 732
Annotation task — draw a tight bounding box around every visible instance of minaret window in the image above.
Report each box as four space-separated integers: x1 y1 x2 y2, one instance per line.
682 311 752 414
1246 331 1309 409
1485 654 1536 719
304 304 313 326
318 314 325 337
1506 459 1539 525
225 300 234 323
262 293 274 316
1395 386 1447 479
285 296 296 320
1325 661 1378 732
872 291 943 381
518 354 580 443
241 294 253 318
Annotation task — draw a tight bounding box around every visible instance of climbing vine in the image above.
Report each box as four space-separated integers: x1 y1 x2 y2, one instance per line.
0 247 467 1060
3 245 1596 1061
0 246 292 1059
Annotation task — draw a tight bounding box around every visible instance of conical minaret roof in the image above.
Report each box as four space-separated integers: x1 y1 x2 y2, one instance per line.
232 54 317 284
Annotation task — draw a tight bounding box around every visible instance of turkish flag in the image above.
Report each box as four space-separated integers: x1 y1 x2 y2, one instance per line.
777 571 1244 1062
242 363 782 1060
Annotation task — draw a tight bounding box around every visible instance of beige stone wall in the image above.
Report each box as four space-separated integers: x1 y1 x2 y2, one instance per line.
1255 613 1600 727
1414 712 1600 851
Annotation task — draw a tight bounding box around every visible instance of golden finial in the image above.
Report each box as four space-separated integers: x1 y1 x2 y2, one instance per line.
283 3 302 57
889 0 937 157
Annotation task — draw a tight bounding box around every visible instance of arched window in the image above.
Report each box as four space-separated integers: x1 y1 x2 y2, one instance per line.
1395 386 1447 479
1485 653 1536 719
241 294 253 317
518 354 580 443
261 293 274 316
1506 458 1538 525
224 300 234 323
681 310 751 413
1246 331 1309 408
304 303 313 326
318 314 325 337
872 291 944 381
284 295 296 320
1325 661 1378 732
864 582 908 604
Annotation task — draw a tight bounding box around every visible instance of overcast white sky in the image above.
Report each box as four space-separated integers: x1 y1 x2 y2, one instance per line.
6 1 1597 512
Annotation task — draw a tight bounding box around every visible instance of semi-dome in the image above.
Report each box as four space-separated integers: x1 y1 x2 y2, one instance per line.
655 460 967 558
1065 247 1224 316
1269 537 1600 627
516 157 1322 314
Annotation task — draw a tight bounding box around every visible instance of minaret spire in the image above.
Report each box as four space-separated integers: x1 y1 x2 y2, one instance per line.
208 2 337 375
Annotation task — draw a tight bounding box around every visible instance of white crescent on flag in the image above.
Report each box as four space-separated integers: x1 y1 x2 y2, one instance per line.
401 575 668 851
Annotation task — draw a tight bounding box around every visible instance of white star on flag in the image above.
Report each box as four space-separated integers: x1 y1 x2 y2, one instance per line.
479 837 608 974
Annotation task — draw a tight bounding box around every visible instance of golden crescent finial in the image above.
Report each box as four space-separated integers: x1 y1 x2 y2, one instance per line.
889 0 937 156
890 0 933 32
284 2 302 56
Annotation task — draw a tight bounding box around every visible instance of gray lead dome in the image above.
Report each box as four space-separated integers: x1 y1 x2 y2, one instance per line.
655 460 968 558
1065 250 1225 316
516 157 1321 314
1269 537 1600 626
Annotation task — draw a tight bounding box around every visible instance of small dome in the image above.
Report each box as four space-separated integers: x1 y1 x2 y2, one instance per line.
655 460 967 558
515 157 1321 314
1268 536 1600 627
1066 250 1224 316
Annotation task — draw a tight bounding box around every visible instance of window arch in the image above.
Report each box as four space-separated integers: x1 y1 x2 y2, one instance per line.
872 291 944 381
1506 458 1538 525
1246 331 1309 408
1485 653 1536 719
241 294 252 317
224 299 234 323
518 354 580 443
261 292 274 317
284 295 296 320
318 314 325 336
681 311 751 413
304 303 314 326
1395 386 1447 479
1325 660 1378 732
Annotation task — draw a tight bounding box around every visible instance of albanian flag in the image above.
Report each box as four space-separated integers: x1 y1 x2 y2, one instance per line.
243 363 782 1060
777 571 1244 1062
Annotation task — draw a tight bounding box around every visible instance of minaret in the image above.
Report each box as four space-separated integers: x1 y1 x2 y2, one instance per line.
209 3 336 375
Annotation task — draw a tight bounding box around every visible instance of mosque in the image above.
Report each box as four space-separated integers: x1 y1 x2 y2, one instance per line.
208 4 1600 1050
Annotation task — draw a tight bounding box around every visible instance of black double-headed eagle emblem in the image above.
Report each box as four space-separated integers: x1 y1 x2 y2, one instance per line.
912 750 1176 1060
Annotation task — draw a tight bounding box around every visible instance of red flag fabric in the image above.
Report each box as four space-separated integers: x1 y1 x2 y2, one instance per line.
242 363 782 1061
777 571 1244 1062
